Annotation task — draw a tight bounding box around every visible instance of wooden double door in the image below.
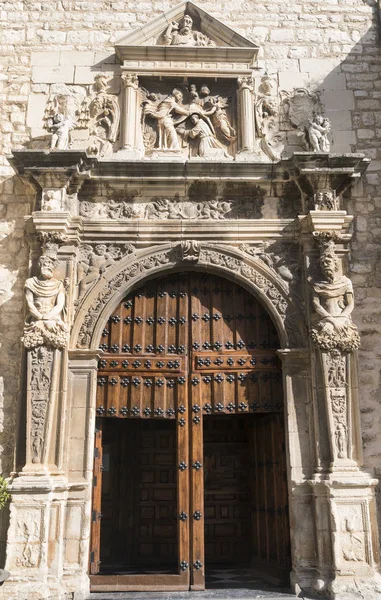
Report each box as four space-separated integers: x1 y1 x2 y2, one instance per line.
91 272 290 591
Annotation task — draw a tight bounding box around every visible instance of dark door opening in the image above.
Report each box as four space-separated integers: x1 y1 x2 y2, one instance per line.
204 413 290 588
99 418 178 575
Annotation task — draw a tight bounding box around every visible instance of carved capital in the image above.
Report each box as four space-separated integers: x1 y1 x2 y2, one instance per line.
237 76 254 93
121 72 139 89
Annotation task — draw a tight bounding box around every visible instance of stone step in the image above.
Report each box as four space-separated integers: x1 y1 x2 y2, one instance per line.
87 590 300 600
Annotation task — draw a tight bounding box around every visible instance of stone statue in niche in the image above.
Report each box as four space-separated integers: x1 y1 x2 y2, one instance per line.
22 245 68 350
161 14 215 47
310 240 360 352
141 83 234 157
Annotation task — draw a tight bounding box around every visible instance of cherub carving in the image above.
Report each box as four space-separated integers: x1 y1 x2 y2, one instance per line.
77 244 117 301
305 114 331 152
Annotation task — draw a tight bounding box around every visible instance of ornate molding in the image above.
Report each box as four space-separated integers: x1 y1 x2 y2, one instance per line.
73 243 306 350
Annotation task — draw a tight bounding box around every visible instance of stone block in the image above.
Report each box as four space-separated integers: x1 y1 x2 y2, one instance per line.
31 51 60 67
60 51 95 66
330 130 356 153
74 66 98 84
278 71 309 91
26 94 46 130
300 58 342 82
32 65 75 84
325 109 352 130
322 89 355 111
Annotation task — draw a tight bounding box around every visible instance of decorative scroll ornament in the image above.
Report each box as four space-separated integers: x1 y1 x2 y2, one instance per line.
310 240 360 352
160 14 215 47
22 241 68 350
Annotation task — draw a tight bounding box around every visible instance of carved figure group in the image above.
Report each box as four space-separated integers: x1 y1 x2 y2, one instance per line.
161 14 215 47
305 114 331 153
141 83 234 157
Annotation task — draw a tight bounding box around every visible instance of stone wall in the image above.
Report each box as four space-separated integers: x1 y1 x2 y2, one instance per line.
1 0 381 557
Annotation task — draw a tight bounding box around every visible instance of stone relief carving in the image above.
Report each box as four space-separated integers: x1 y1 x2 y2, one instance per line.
78 74 120 157
280 88 331 152
314 189 339 211
339 508 367 563
179 240 200 263
160 14 215 47
80 197 262 220
76 245 305 349
16 518 40 568
29 346 54 464
42 75 120 156
310 239 360 352
239 242 301 288
141 83 235 158
22 242 68 350
255 75 284 161
322 349 349 460
77 243 135 302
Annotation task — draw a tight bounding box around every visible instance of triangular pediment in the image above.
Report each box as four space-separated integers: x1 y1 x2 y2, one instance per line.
115 1 257 51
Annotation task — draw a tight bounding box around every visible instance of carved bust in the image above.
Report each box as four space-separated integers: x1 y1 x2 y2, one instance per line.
162 15 215 47
310 242 360 351
22 251 68 350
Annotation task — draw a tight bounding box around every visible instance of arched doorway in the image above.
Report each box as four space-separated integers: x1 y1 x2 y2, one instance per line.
90 271 291 592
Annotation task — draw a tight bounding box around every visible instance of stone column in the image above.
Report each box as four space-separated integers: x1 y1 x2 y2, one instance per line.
120 72 141 158
237 76 256 154
296 166 381 598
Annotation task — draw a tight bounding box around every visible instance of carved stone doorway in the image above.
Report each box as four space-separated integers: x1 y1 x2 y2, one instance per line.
90 271 290 592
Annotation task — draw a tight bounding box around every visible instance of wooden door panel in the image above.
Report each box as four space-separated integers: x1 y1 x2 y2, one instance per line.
92 271 290 591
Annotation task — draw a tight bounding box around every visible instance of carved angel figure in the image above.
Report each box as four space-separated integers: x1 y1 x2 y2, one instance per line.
142 88 189 151
162 14 215 47
310 242 360 351
22 254 68 350
203 96 236 143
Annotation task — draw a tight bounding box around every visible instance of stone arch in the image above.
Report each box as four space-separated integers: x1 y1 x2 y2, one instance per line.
71 242 307 350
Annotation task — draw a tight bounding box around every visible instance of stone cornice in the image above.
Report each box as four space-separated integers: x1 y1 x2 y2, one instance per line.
9 151 370 190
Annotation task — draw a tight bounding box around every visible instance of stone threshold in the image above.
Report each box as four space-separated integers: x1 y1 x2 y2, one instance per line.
86 589 303 599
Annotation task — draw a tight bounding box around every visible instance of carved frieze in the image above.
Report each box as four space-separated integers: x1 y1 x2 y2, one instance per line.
80 197 262 220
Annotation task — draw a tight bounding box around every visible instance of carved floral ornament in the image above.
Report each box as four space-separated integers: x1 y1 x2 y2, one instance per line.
73 243 306 350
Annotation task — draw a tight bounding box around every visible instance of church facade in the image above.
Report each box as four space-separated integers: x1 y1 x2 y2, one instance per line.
1 1 381 599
